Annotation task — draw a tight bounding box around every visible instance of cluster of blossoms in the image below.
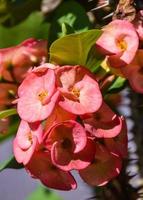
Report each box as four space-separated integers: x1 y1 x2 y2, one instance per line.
0 38 47 83
96 15 143 94
13 63 127 190
0 38 47 134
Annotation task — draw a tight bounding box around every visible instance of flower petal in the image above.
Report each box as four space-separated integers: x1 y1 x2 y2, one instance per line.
79 143 122 186
26 151 77 190
13 136 37 165
51 139 96 171
59 75 102 115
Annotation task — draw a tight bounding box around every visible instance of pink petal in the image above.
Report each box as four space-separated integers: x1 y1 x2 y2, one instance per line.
96 20 139 67
96 32 121 55
17 90 59 123
13 120 43 165
56 65 96 89
13 136 37 165
17 66 59 122
59 75 102 115
58 67 76 89
46 120 87 153
18 67 55 98
16 120 43 150
85 116 122 138
104 117 128 158
84 102 122 138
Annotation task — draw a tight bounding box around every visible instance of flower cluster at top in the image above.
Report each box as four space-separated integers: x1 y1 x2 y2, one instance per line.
13 63 127 190
96 14 143 93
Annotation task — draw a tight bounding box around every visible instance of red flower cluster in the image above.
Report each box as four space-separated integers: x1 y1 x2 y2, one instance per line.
0 38 48 83
13 63 127 190
0 38 48 135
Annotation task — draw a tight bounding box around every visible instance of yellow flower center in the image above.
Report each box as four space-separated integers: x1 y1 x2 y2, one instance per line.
38 90 48 104
27 132 33 144
71 87 80 98
116 38 127 51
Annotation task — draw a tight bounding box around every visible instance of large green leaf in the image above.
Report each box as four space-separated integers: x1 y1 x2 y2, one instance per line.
0 108 17 119
0 156 23 172
26 185 62 200
49 29 102 69
86 46 105 72
0 12 50 48
48 0 92 43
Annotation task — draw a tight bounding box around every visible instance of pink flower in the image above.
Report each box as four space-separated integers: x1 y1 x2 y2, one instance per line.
25 151 77 190
56 65 102 115
121 50 143 93
17 65 59 122
83 102 122 138
96 20 139 67
45 120 94 171
13 120 43 165
79 142 122 186
0 38 48 82
51 138 95 171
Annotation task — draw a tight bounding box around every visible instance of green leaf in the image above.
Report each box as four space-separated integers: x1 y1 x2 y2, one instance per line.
26 185 62 200
107 76 126 93
0 108 17 119
48 0 92 43
0 12 50 48
0 156 23 172
86 46 105 72
49 29 102 69
61 22 75 37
